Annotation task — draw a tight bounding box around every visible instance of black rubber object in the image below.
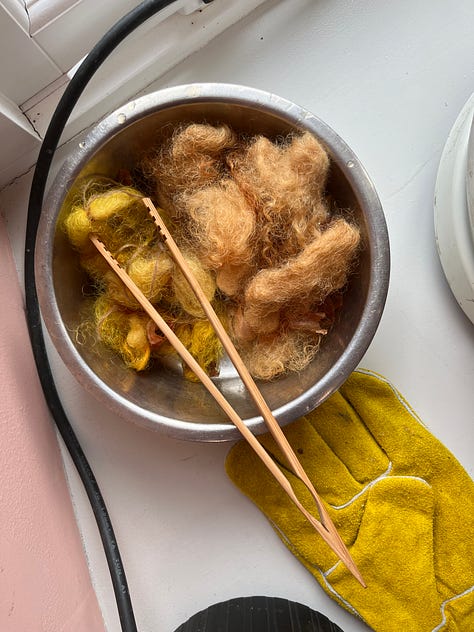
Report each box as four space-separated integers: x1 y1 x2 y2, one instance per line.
25 2 180 631
174 596 344 632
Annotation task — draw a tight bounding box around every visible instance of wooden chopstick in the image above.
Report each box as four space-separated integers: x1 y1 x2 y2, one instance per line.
90 235 348 555
143 199 365 586
90 207 364 586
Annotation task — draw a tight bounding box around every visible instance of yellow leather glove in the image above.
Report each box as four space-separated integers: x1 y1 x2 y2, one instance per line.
225 369 474 632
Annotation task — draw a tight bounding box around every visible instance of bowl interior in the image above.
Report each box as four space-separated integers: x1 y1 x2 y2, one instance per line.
45 94 379 439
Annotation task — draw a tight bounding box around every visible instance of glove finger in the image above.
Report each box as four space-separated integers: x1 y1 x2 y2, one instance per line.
305 389 390 484
431 484 474 603
318 476 442 632
339 370 438 464
343 372 474 601
257 415 366 507
226 436 358 571
442 589 474 632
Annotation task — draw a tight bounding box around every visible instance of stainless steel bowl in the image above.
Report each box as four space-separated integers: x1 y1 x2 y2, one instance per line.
35 83 390 441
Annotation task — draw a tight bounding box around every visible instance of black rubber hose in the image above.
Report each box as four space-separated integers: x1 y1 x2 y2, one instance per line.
24 1 181 630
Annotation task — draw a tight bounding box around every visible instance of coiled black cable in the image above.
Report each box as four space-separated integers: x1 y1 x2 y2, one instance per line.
24 1 184 630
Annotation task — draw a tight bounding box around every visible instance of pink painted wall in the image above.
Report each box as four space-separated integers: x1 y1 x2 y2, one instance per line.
0 216 105 631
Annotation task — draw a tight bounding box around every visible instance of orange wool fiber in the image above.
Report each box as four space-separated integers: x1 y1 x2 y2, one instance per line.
227 131 331 266
182 179 257 296
236 219 361 340
143 123 237 217
237 329 322 381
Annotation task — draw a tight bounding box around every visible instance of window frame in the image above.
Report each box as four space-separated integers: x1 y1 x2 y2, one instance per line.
0 0 270 187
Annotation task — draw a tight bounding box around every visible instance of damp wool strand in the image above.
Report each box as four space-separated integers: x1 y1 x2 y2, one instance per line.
174 319 224 381
170 253 217 318
100 250 174 310
64 184 157 260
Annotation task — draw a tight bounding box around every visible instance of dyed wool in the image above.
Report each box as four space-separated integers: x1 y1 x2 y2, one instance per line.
156 126 360 377
64 179 223 376
142 123 237 221
64 182 160 290
174 320 224 381
227 131 330 267
94 296 151 371
65 121 361 381
64 183 156 253
182 179 257 296
234 219 361 341
149 125 358 374
237 328 322 381
170 253 217 318
100 250 173 310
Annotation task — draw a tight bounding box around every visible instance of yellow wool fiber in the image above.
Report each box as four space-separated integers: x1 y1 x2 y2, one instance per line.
125 314 151 371
94 296 151 370
174 319 223 381
128 251 173 303
101 250 173 309
64 206 93 250
87 187 142 221
100 270 141 310
171 254 217 318
63 180 156 259
78 251 111 281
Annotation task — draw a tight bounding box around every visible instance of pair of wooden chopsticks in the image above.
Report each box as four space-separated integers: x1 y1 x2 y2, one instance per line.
90 197 365 586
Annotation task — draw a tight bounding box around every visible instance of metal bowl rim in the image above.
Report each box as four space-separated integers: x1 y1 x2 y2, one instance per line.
36 82 390 441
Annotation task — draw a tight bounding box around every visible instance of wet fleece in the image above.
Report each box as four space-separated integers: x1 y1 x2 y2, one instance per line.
226 369 474 632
